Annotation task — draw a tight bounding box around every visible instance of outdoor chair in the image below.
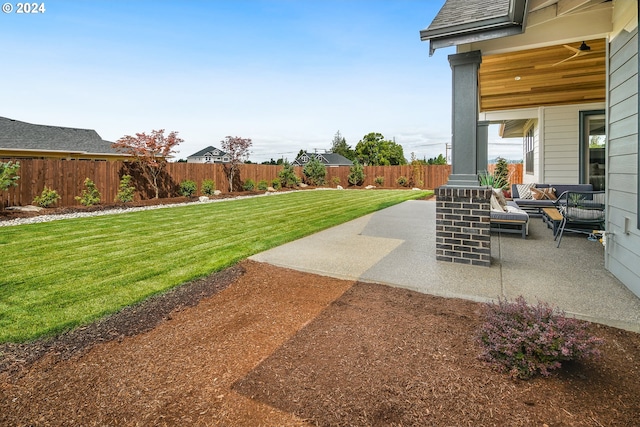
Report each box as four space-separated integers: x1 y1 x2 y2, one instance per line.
554 190 605 248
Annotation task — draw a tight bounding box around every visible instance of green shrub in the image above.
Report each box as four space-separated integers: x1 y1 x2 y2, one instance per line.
396 176 408 187
278 160 300 188
302 157 326 186
1 160 20 192
347 161 365 186
478 170 507 189
271 178 281 190
494 157 510 189
0 161 20 211
115 175 135 203
243 178 256 191
179 179 197 197
33 186 61 208
201 179 216 196
75 178 101 206
331 176 341 186
257 179 269 191
476 296 604 379
374 176 384 186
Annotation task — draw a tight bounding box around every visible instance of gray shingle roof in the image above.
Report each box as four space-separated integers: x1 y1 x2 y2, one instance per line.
187 146 229 158
420 0 527 55
0 116 119 155
293 152 353 166
425 0 511 33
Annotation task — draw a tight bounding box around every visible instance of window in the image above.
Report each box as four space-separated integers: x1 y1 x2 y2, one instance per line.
579 110 606 191
524 126 534 174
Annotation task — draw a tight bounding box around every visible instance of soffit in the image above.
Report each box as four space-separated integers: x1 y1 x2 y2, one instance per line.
479 38 606 112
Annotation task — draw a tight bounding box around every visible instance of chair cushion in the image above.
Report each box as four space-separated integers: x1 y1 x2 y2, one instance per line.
564 207 605 221
491 205 529 222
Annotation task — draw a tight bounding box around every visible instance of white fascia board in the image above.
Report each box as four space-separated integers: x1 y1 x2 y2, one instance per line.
480 108 540 122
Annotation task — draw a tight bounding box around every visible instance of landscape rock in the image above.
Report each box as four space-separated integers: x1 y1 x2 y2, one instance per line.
365 185 376 190
299 183 308 188
6 205 43 212
336 185 344 190
412 187 422 191
198 196 210 202
266 186 277 192
213 190 222 196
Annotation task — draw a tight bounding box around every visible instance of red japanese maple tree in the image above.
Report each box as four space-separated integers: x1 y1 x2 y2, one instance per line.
113 129 183 199
220 136 252 192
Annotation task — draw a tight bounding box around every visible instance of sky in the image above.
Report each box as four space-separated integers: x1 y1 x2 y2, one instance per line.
1 0 523 163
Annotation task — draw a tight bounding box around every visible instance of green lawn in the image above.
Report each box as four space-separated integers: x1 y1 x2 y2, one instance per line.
0 189 431 343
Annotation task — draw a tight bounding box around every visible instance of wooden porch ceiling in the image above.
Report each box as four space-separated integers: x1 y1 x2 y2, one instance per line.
479 38 606 112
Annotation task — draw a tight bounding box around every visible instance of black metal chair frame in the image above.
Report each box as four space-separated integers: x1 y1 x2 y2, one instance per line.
554 190 605 248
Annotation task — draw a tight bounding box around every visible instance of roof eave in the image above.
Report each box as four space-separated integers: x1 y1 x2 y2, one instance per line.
420 0 527 55
428 25 526 55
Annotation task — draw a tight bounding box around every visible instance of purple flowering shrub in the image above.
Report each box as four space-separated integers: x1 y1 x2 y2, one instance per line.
476 296 604 379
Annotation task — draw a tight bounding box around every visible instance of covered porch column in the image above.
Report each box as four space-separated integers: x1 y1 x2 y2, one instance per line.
435 50 492 267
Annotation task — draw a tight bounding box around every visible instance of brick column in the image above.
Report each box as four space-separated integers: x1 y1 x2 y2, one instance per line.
436 186 492 267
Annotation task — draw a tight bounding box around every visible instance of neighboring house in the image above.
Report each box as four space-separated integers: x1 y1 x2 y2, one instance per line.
421 1 640 297
0 116 128 161
187 146 230 163
293 152 353 167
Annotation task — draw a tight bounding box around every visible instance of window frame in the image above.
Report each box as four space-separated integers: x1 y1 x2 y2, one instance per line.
524 126 534 175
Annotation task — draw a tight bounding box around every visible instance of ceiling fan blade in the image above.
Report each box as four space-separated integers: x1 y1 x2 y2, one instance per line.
563 44 581 54
552 52 580 66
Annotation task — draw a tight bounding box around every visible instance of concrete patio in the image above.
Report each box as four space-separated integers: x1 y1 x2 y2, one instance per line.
250 199 640 332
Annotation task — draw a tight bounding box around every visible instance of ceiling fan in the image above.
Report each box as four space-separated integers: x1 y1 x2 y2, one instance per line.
552 41 604 66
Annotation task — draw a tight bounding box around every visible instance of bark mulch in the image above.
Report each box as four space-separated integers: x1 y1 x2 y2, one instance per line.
0 260 639 426
1 197 639 426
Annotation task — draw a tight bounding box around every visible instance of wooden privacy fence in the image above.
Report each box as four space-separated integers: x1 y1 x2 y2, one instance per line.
486 163 523 189
0 159 517 209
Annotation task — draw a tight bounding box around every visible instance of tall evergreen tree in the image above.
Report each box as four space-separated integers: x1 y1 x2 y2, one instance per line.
330 130 355 160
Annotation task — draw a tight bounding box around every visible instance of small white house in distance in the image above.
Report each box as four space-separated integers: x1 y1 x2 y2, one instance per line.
293 152 353 167
187 146 230 164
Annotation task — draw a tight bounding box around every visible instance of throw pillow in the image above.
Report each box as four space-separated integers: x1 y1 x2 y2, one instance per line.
492 188 507 207
516 183 536 199
544 187 557 200
530 187 545 200
531 187 557 200
490 194 504 212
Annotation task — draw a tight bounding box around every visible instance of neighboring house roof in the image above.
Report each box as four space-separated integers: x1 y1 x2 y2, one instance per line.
0 116 122 158
420 0 527 55
187 146 229 158
293 152 353 166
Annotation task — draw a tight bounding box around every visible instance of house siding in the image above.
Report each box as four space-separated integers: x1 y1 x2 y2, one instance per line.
606 25 640 297
542 103 605 184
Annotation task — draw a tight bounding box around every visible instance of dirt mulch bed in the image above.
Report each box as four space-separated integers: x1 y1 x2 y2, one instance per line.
1 260 639 426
